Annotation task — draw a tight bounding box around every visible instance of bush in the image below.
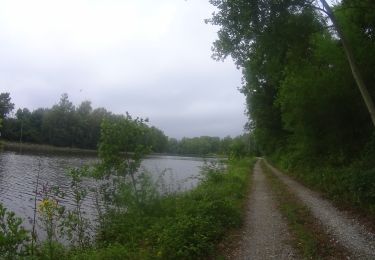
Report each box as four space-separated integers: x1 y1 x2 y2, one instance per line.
0 204 30 259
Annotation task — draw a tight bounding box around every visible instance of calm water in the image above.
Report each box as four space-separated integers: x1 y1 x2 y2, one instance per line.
0 150 205 236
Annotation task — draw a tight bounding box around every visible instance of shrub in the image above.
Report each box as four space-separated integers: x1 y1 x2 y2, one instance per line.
0 204 30 259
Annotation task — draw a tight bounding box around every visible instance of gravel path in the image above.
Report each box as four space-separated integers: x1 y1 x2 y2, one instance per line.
228 160 297 259
266 161 375 259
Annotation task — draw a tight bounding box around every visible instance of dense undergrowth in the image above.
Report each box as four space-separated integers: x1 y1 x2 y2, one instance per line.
0 157 254 259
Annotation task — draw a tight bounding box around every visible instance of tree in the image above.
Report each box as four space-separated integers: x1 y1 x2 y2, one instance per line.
42 93 76 146
208 0 375 163
145 126 168 153
208 0 375 127
0 93 14 119
98 114 151 204
317 0 375 126
208 0 321 154
74 101 93 148
0 93 170 151
167 138 179 154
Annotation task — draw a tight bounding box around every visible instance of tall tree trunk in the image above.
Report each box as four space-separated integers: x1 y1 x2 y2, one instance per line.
319 0 375 127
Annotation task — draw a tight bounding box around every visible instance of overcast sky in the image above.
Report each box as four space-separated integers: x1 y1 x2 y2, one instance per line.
0 0 247 139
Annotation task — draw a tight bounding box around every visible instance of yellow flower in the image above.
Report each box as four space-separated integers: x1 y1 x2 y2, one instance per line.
38 199 58 217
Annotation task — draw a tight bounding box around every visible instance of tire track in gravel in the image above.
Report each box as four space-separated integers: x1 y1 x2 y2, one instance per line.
228 159 297 259
265 161 375 259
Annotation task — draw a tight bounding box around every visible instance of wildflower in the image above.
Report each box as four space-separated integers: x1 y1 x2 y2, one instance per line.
38 199 58 218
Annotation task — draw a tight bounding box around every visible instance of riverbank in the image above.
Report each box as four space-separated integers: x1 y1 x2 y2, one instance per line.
2 141 98 155
1 141 226 159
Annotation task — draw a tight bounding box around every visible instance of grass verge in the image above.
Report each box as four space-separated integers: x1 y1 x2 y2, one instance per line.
261 160 350 259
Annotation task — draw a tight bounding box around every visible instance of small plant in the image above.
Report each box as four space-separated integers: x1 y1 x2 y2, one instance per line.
37 183 65 259
200 159 226 182
63 167 91 249
31 159 42 256
0 203 30 259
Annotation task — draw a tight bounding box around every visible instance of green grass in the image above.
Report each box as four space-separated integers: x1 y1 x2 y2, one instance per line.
261 160 349 259
68 157 255 259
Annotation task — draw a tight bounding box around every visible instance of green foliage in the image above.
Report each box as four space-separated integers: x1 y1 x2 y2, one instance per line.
94 158 254 259
0 204 30 259
228 136 248 159
1 93 168 152
68 244 136 259
63 167 91 249
35 241 66 260
1 93 250 157
94 115 153 213
282 159 375 216
168 136 221 155
209 0 375 216
145 126 168 153
98 115 150 168
37 184 65 259
166 134 252 157
0 92 14 119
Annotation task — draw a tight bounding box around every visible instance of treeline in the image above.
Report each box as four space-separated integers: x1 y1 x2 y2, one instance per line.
0 93 250 156
167 135 251 157
209 0 375 213
1 93 168 152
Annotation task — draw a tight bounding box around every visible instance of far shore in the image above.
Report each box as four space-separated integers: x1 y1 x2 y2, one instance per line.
2 141 98 155
1 141 224 159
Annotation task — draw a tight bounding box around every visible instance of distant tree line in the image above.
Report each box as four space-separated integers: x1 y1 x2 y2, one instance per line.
0 93 168 152
167 135 252 157
0 92 250 156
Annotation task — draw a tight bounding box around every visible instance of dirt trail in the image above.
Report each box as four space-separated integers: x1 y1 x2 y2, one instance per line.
228 160 297 259
266 161 375 259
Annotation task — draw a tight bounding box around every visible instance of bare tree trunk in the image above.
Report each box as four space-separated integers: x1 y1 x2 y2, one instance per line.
319 0 375 127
